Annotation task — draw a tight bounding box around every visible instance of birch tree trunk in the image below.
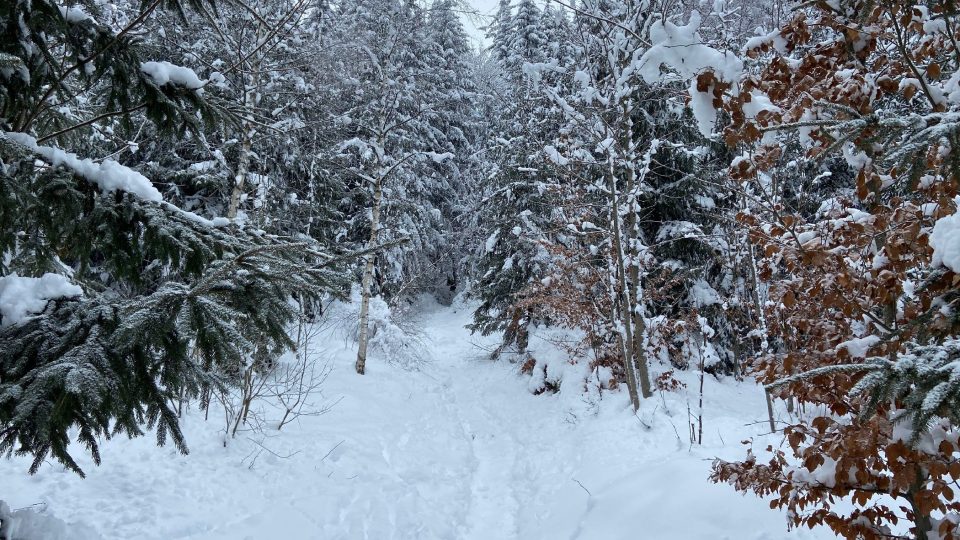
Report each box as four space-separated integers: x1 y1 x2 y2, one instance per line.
227 27 262 219
228 115 254 218
355 161 385 375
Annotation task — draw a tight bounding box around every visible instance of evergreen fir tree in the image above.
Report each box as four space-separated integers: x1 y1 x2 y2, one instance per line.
0 0 345 475
504 0 546 77
470 0 566 357
488 0 514 65
539 1 575 72
421 0 485 300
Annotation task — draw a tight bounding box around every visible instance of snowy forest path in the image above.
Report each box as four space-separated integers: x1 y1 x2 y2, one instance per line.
419 305 526 540
0 298 834 540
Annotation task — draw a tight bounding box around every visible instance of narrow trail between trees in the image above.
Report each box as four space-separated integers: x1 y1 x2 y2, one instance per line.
1 299 832 540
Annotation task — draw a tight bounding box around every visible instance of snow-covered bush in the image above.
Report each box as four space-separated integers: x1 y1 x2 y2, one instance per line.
335 292 430 370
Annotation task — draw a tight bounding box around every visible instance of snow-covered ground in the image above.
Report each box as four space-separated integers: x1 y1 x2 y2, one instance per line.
1 298 834 539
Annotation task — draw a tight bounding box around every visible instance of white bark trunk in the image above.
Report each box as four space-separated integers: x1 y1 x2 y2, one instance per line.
227 27 262 220
355 168 384 375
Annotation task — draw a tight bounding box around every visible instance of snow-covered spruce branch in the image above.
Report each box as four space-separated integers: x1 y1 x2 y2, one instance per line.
758 117 867 134
314 236 412 269
36 104 149 144
853 339 960 438
190 236 411 298
766 339 960 439
765 362 885 391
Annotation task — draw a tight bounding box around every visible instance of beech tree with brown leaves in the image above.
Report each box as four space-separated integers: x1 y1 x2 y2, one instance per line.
704 1 960 538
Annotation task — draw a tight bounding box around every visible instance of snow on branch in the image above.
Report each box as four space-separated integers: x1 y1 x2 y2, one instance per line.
543 145 568 166
424 151 454 164
767 338 960 445
5 132 238 229
930 196 960 273
638 11 742 84
140 61 206 90
0 273 82 327
5 132 163 201
636 10 743 136
765 362 882 391
59 5 94 24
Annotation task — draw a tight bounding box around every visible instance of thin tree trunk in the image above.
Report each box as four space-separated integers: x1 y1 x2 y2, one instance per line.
204 387 211 421
727 231 744 380
608 160 641 411
739 185 767 348
227 27 262 219
765 389 776 432
355 168 384 375
629 270 653 399
620 101 653 400
228 90 256 218
907 477 934 539
730 334 743 380
697 335 705 444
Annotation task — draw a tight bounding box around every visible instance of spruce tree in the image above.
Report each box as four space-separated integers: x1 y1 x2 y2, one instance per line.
421 0 485 301
489 0 514 65
504 0 546 77
470 0 566 357
0 0 345 476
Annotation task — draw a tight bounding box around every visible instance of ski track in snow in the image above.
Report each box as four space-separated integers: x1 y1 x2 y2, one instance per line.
1 299 835 540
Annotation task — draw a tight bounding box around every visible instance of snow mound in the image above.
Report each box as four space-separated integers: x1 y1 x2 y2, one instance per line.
0 501 101 540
